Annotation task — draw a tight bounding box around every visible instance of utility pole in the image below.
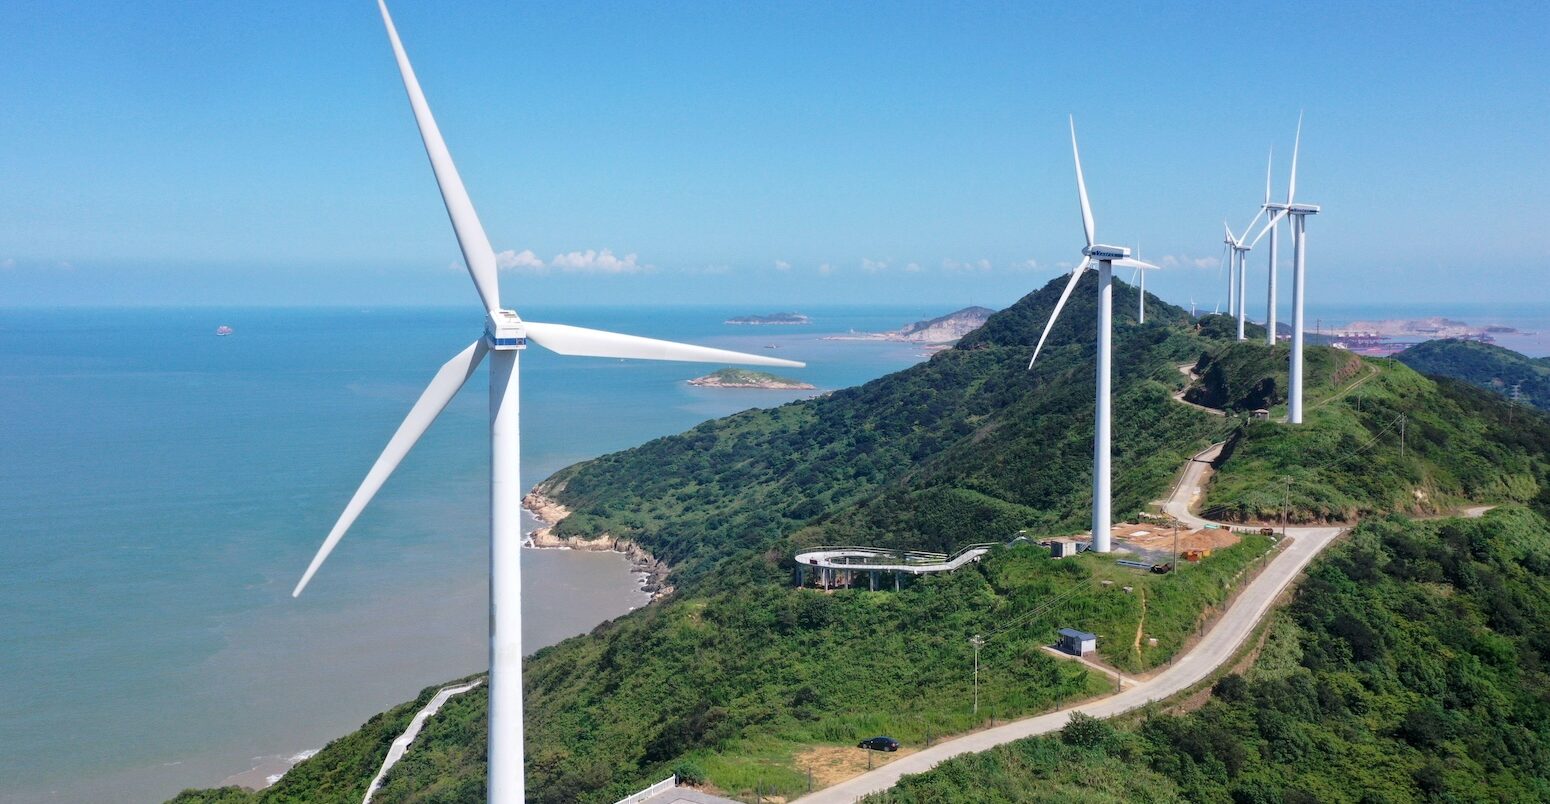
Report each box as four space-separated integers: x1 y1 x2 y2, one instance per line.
1281 478 1290 538
1172 520 1180 572
1400 414 1407 458
970 635 985 715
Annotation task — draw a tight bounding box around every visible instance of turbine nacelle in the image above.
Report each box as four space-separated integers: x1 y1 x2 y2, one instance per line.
1288 203 1321 215
485 310 527 350
1083 244 1130 261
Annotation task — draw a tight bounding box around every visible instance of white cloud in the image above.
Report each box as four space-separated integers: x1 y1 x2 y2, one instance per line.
861 258 889 273
1010 258 1040 272
773 259 791 272
904 262 923 273
1159 254 1219 269
549 248 647 274
941 258 991 273
817 262 834 276
495 249 545 271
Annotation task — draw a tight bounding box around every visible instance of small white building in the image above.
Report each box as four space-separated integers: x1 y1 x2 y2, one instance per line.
1046 538 1082 559
1057 628 1097 656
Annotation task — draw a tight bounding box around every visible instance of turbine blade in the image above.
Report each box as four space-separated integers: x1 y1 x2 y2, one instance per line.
1241 207 1266 244
293 339 489 597
1069 116 1095 248
378 0 502 315
1113 257 1160 271
1248 208 1289 248
524 322 804 368
1264 146 1274 205
1287 111 1302 205
1028 257 1090 369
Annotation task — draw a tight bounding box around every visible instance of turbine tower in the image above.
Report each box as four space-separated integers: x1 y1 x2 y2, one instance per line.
1129 244 1155 325
1223 222 1252 340
1254 148 1283 345
1028 118 1159 554
1251 114 1319 423
291 4 804 802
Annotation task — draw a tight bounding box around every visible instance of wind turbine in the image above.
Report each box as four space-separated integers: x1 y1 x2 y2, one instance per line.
1250 114 1319 424
1129 242 1157 324
1223 222 1251 340
1028 118 1159 554
290 4 803 802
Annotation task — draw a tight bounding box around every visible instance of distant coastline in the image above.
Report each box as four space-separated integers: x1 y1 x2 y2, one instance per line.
725 312 810 325
824 305 993 346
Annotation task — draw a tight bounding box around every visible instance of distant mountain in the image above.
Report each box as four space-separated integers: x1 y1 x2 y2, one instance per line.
891 306 995 342
725 312 810 325
1396 338 1550 411
827 306 995 345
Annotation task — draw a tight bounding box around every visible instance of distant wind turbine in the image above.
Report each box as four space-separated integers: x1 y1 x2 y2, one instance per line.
1250 113 1319 423
1029 118 1159 554
290 4 803 801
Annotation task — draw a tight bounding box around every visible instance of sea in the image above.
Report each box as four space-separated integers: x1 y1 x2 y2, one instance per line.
0 305 931 804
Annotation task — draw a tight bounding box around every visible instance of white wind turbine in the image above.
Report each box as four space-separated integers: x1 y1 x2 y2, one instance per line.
1128 243 1157 324
1028 118 1159 554
290 4 804 801
1223 221 1251 340
1249 114 1319 423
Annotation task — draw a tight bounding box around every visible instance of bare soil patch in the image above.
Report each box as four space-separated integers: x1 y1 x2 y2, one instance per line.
793 744 919 789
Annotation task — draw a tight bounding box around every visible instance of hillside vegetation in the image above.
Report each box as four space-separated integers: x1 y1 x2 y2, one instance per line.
1397 337 1550 411
868 508 1550 803
1195 345 1550 523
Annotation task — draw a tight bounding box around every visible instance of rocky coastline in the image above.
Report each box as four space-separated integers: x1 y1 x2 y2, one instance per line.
522 489 674 600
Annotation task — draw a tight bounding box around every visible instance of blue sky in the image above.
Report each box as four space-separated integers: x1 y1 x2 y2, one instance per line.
2 1 1547 312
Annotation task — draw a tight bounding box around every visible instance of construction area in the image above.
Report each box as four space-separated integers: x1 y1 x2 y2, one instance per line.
1042 521 1253 570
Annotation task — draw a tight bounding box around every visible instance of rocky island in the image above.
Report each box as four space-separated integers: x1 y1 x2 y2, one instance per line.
687 367 815 390
724 311 810 325
825 305 995 345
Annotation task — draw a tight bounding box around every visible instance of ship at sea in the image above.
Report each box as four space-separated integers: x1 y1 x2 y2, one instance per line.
216 325 234 336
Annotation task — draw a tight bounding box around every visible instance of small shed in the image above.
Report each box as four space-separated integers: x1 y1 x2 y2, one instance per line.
1057 628 1097 656
1251 408 1271 420
1046 539 1082 559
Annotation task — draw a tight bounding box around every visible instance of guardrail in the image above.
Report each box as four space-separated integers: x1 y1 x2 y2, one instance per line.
800 545 948 563
613 775 676 804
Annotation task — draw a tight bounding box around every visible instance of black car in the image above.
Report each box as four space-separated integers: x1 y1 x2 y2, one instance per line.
858 736 899 752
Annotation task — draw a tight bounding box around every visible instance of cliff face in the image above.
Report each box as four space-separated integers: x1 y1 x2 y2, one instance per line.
891 306 995 343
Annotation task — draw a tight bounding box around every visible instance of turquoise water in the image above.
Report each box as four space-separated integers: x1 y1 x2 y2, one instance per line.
0 305 929 803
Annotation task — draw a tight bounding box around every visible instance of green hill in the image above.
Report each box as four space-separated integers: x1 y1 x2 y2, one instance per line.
866 507 1550 803
1396 337 1550 411
1191 345 1550 523
168 279 1550 803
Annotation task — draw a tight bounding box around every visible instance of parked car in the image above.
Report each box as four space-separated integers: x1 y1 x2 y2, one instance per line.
858 736 899 752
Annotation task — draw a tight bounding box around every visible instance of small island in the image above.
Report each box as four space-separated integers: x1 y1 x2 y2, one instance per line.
688 368 815 390
725 312 810 325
